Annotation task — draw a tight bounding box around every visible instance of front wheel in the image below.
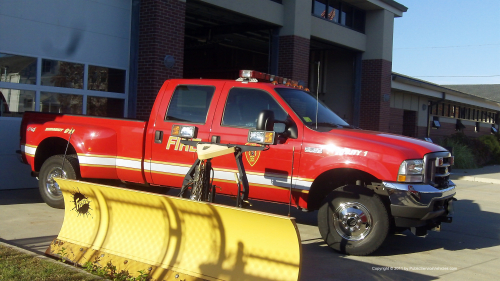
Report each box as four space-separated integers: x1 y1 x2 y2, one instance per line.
318 185 389 256
38 155 80 209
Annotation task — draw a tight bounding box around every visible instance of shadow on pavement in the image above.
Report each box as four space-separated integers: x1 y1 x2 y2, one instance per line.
0 236 57 255
0 188 44 205
228 193 500 256
374 198 500 256
300 242 437 281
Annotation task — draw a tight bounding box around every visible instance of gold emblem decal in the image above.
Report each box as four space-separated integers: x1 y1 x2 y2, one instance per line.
244 143 261 166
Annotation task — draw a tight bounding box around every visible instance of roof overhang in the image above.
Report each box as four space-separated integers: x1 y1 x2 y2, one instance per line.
344 0 408 17
392 73 500 111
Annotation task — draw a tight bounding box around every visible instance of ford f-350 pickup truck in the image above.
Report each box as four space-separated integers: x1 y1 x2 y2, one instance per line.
20 70 456 255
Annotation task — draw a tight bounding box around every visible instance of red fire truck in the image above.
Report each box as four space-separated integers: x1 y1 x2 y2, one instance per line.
20 70 456 255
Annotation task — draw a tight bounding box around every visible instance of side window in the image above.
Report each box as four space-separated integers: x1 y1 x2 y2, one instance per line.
222 88 287 131
165 85 215 124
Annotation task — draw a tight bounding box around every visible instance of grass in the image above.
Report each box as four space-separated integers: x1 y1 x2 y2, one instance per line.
0 244 101 281
439 137 478 169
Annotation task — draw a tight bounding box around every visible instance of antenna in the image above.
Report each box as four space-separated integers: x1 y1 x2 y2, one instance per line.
316 61 320 130
288 146 295 217
61 128 74 177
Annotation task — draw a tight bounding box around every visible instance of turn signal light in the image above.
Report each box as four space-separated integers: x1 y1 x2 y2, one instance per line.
171 125 197 138
247 129 276 145
435 157 444 166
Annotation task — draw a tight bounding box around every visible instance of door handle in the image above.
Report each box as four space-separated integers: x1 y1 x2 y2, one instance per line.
155 130 163 144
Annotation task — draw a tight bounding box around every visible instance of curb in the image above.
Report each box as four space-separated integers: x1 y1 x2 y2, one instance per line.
0 241 103 280
450 174 500 184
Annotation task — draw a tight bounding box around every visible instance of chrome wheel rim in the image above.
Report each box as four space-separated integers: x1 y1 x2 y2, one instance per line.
45 167 66 200
333 202 373 241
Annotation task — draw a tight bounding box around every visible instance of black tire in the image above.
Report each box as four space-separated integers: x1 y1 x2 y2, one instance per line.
318 184 389 256
38 155 80 209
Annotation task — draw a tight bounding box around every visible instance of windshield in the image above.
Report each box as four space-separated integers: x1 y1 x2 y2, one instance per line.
275 88 351 131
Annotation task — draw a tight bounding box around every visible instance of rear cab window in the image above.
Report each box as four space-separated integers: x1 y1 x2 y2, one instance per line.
165 85 215 124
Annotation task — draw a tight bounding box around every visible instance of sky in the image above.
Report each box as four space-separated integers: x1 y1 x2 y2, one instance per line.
392 0 500 85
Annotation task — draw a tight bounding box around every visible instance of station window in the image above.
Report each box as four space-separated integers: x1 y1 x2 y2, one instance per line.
88 65 126 94
0 88 35 117
0 52 127 118
313 0 327 18
0 53 37 85
40 92 83 114
311 0 365 33
87 96 125 118
328 0 340 23
41 59 84 89
444 104 449 117
341 3 353 26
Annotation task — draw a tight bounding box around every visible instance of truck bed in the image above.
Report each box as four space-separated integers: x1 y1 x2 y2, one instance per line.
21 112 148 184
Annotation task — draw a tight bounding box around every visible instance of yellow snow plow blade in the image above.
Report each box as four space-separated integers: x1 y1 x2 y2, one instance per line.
46 178 302 281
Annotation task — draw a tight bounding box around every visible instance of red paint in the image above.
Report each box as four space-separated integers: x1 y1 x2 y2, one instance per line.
20 78 448 210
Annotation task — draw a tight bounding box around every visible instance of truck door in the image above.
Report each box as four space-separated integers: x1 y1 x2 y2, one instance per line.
148 81 223 188
209 84 304 205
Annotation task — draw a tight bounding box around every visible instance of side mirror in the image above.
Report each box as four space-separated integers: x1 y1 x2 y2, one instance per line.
287 122 298 139
256 110 275 131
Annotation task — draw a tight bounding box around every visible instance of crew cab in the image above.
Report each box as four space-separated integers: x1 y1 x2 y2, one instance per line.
20 70 456 255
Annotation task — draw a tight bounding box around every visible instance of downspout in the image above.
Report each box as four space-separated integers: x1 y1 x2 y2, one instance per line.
427 92 446 138
127 0 140 119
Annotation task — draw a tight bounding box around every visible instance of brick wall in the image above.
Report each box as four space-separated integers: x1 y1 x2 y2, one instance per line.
278 35 310 87
136 0 186 120
416 126 427 139
388 108 404 135
360 59 392 132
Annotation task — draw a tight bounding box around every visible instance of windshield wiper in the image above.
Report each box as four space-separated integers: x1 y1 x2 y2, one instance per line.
312 122 338 128
310 122 356 129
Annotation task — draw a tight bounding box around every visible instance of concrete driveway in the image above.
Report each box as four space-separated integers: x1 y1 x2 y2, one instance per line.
1 179 499 280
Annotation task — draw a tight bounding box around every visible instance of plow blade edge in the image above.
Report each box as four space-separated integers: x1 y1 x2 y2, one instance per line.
46 178 301 281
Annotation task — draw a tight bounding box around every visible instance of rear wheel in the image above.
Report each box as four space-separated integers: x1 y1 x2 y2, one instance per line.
38 155 80 209
318 184 389 256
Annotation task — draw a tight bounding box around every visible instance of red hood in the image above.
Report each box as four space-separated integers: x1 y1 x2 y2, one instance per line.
319 128 447 159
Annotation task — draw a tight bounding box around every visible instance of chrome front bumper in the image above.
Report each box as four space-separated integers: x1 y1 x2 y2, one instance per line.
382 181 456 227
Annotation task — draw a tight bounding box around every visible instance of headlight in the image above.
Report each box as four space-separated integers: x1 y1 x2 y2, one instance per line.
398 159 424 182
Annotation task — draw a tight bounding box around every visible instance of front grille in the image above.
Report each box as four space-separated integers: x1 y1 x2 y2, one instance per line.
423 151 452 190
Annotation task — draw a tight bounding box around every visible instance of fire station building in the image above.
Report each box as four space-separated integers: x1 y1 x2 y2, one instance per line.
1 0 499 189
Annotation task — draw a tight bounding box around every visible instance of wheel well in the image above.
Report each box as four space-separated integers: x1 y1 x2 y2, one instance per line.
307 168 381 210
34 137 78 172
